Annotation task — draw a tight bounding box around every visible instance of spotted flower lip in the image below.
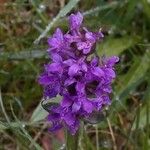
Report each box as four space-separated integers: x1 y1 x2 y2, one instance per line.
38 12 119 135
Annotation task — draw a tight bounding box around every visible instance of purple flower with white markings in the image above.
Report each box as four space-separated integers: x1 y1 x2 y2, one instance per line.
38 12 119 135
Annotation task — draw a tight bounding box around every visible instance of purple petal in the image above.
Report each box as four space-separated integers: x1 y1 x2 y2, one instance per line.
64 78 76 86
63 59 75 66
105 56 119 67
104 68 116 78
94 31 104 40
48 122 62 132
38 74 52 85
77 42 87 50
47 113 60 122
102 85 112 93
63 113 75 126
90 97 103 110
77 41 92 54
47 28 64 48
51 53 62 63
61 97 72 108
76 82 85 94
83 46 92 54
47 37 59 48
44 84 60 98
85 71 93 81
102 95 111 105
47 47 56 53
64 34 80 43
69 12 83 30
82 100 94 113
72 101 81 112
85 32 95 42
91 57 99 67
81 63 87 72
92 67 104 77
68 64 80 76
55 28 64 39
45 63 62 73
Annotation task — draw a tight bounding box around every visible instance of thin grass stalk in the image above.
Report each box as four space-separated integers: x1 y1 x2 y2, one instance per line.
65 129 80 150
146 88 150 149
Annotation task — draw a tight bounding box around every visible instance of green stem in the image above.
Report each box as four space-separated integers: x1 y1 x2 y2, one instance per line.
65 129 80 150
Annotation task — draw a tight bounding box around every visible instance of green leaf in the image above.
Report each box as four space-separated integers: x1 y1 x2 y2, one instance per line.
41 101 59 113
133 78 150 129
0 50 46 60
123 0 137 25
133 105 150 129
30 102 48 122
97 36 139 56
0 122 7 131
141 0 150 19
118 50 150 100
112 50 150 112
30 96 61 122
59 0 80 17
0 121 34 130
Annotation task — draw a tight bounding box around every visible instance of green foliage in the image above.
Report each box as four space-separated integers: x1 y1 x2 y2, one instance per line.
0 0 150 149
98 36 139 56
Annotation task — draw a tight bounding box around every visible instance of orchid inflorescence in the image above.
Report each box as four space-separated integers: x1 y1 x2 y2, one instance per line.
38 12 119 135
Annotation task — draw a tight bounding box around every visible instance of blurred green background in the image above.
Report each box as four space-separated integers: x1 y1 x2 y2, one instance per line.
0 0 150 149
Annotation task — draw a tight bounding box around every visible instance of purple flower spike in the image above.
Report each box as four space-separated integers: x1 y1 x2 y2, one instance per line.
38 12 119 135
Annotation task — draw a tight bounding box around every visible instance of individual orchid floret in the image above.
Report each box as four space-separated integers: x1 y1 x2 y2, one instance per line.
47 28 65 52
69 12 83 31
